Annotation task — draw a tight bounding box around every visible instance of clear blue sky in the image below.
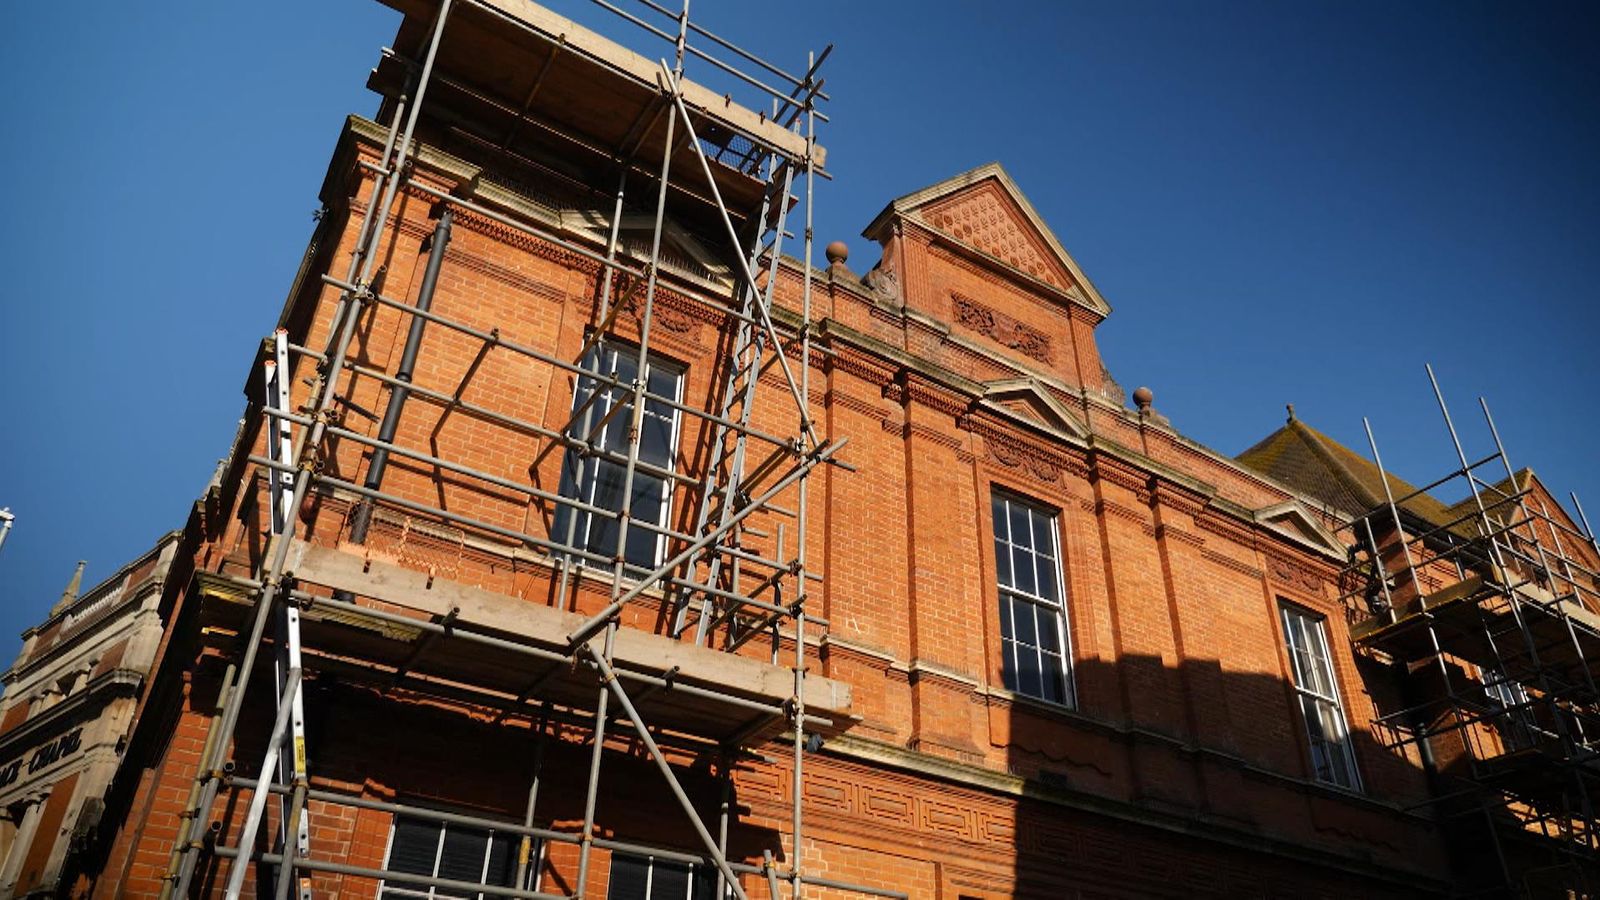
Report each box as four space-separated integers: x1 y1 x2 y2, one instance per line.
1 1 1596 663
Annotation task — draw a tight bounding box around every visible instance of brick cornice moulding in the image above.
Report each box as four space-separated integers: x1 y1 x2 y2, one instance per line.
1089 454 1153 502
1149 480 1213 518
900 372 969 418
1095 497 1151 527
905 422 964 452
1154 522 1206 549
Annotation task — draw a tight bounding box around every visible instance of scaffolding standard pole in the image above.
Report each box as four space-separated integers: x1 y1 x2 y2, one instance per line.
657 63 818 447
170 7 455 893
222 667 303 900
585 644 749 900
792 58 818 899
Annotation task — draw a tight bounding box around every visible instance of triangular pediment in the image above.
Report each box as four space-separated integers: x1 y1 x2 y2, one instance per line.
1255 500 1343 558
864 163 1111 317
979 377 1089 441
568 210 731 284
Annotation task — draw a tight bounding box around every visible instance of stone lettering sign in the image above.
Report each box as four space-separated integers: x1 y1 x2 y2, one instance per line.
0 728 84 787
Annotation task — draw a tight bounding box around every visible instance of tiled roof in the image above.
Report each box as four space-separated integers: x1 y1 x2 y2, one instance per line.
1236 419 1455 526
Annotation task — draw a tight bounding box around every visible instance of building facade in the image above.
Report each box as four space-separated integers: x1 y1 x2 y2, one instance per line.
0 534 187 897
26 2 1597 899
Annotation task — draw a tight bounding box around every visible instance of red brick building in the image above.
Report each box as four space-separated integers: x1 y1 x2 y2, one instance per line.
49 1 1600 898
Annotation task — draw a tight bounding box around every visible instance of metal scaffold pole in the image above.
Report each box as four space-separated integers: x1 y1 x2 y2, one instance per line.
1337 365 1600 887
175 2 904 898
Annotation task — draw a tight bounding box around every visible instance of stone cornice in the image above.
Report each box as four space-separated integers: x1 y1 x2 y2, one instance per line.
0 669 142 755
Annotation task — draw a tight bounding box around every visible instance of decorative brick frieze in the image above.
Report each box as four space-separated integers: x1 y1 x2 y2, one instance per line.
1265 552 1327 595
983 434 1063 486
949 291 1053 364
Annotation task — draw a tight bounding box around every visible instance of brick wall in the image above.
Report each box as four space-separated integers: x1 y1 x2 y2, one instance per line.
89 121 1457 897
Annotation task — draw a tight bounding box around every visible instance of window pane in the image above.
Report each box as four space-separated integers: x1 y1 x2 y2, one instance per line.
385 817 441 879
691 864 723 900
608 854 651 900
603 400 636 454
1008 504 1032 550
437 825 490 884
1017 645 1043 698
991 495 1008 542
1035 554 1058 603
1040 654 1064 704
485 832 520 890
993 537 1011 585
998 596 1014 639
1034 511 1056 559
647 365 678 404
1000 639 1018 692
1010 546 1035 594
1011 599 1037 645
652 861 691 900
640 411 674 465
624 476 663 568
1036 607 1060 652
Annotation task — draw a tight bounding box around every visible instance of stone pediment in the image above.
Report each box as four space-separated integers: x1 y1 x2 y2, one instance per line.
1255 500 1343 558
864 162 1111 317
978 377 1089 441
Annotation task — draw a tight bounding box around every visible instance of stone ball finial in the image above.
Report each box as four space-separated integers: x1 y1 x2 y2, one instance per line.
825 241 849 265
1133 386 1154 411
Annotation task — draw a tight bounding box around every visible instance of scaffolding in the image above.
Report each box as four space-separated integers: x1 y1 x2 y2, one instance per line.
1338 366 1600 895
157 1 896 898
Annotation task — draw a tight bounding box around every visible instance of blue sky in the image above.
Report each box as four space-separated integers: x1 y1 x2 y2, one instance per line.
1 1 1596 662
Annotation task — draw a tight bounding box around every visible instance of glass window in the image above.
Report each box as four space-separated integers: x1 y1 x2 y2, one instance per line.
552 343 684 574
380 814 532 899
991 490 1074 707
1280 604 1361 790
607 853 724 900
1480 664 1537 752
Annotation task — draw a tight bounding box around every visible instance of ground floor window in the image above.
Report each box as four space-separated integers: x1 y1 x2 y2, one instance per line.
380 813 535 899
607 852 724 900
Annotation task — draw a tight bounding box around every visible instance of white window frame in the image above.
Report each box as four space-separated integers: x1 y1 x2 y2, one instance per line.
553 342 685 573
991 490 1075 707
1280 603 1362 791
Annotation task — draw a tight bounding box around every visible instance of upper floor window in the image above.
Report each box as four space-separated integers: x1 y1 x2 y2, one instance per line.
552 343 684 573
1480 664 1537 752
1280 603 1361 790
607 852 723 900
379 813 530 898
991 490 1074 706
